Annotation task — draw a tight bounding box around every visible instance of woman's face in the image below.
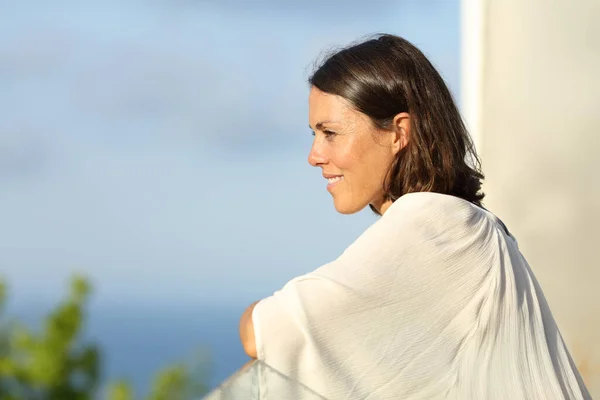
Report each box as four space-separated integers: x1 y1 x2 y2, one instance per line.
308 87 407 215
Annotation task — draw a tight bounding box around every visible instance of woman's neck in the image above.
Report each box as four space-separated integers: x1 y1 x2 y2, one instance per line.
372 198 393 215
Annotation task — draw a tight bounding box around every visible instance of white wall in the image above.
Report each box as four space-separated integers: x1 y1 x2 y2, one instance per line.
462 0 600 395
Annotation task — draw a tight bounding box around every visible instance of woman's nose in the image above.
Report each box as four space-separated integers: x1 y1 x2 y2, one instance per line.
308 140 327 167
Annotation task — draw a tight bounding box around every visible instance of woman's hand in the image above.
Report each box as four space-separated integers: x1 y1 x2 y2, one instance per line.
239 301 259 358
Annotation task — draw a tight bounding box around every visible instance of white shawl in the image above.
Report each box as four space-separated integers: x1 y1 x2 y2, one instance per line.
252 193 591 399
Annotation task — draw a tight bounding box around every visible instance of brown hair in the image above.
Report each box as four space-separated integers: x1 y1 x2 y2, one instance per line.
308 34 484 214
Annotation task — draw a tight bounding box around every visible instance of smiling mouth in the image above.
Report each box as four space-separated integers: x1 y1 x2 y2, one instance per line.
327 176 344 184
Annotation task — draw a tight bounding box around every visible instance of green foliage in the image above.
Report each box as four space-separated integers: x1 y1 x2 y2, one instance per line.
106 380 133 400
0 276 210 400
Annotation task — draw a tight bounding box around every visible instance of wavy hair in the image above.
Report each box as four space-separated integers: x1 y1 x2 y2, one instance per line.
309 34 485 214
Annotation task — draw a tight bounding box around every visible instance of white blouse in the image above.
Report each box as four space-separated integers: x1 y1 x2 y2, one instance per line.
252 192 591 399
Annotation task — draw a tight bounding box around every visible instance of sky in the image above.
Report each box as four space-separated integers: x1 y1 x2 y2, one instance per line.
0 0 461 309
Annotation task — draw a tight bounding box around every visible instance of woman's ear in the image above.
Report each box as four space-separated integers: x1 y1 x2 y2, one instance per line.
391 112 411 154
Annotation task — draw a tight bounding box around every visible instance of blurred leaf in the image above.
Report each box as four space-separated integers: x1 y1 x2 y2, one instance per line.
146 364 188 400
106 380 134 400
0 279 6 313
0 274 212 399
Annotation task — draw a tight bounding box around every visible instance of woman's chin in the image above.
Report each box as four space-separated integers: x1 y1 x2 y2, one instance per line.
333 198 365 215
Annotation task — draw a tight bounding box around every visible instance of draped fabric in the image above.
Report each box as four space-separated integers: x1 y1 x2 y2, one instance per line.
252 193 590 399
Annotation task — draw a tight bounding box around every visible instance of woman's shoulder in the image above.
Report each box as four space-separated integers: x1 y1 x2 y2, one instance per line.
385 192 516 241
320 192 501 292
340 193 492 259
380 192 489 234
386 192 480 216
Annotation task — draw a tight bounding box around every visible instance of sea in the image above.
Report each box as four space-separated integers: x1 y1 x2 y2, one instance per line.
8 302 248 398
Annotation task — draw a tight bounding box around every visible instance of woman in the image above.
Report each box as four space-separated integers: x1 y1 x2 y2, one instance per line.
238 34 591 399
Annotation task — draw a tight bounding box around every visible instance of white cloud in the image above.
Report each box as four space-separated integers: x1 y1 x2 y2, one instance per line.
0 0 460 307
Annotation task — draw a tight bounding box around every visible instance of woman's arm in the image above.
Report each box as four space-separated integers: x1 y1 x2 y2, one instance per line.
239 301 259 358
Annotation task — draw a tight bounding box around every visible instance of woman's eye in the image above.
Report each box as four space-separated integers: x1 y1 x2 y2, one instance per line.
310 130 336 137
310 129 336 138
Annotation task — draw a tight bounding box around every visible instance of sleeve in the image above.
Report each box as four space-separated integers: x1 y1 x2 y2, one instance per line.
252 268 375 398
252 267 361 364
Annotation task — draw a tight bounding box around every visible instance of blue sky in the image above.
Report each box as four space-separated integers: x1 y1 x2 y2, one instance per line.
0 1 460 308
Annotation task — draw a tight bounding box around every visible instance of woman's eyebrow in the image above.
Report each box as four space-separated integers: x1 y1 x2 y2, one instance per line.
309 120 339 130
